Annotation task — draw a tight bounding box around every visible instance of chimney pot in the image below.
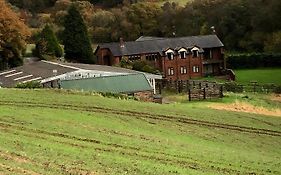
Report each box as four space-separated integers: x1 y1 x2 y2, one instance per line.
120 37 125 48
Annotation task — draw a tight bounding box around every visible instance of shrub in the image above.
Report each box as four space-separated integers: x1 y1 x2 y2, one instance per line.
15 81 42 89
273 86 281 94
223 82 244 93
132 61 159 74
226 53 281 69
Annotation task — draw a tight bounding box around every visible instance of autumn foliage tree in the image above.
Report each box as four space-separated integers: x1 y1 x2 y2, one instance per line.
0 0 31 70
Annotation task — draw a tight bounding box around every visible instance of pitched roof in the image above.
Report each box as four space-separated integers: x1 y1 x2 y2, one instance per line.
97 35 224 56
0 61 77 87
60 73 152 93
0 60 161 87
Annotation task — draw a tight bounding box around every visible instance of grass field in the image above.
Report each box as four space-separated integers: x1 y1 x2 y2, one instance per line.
0 89 280 174
194 68 281 85
235 68 281 85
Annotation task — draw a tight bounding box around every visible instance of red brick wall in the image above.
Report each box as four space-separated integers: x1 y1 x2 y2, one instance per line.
162 53 204 81
96 46 224 80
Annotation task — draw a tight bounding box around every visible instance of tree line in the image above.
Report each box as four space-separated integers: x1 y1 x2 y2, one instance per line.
8 0 281 52
1 0 281 70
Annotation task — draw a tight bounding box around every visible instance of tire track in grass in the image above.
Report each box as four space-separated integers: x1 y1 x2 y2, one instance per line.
0 101 281 137
0 137 95 175
0 162 39 175
0 122 248 175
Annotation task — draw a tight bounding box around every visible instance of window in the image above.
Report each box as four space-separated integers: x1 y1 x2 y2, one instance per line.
168 67 174 76
167 52 174 60
128 55 141 61
209 49 212 59
192 50 198 58
180 66 187 74
145 54 158 61
192 66 200 73
180 51 186 59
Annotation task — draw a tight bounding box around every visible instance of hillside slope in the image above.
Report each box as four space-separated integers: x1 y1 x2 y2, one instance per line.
0 89 280 174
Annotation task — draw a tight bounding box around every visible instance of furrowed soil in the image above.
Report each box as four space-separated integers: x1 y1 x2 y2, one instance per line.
0 89 280 175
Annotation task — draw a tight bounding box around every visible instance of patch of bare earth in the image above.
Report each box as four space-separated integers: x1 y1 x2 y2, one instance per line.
209 101 281 117
270 94 281 102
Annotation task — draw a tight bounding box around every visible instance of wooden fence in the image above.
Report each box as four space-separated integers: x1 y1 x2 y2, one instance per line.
157 80 281 94
188 81 223 101
157 80 223 101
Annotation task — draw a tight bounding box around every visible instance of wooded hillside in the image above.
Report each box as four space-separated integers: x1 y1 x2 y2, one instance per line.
1 0 281 69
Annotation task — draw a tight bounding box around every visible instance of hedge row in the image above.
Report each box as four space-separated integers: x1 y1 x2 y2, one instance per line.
226 53 281 69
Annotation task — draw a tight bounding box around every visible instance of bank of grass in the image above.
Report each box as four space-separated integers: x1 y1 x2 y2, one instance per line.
0 89 280 174
163 90 281 110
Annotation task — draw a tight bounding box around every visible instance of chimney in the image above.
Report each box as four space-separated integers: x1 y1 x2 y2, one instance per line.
120 37 125 48
53 69 57 76
211 26 216 34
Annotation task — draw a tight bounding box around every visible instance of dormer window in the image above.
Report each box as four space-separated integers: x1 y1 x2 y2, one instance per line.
191 47 200 58
165 49 174 60
167 53 173 60
192 50 198 58
178 48 187 59
180 52 186 59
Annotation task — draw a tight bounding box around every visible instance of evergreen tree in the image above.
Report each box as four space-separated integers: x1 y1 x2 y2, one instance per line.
34 24 62 60
62 5 94 63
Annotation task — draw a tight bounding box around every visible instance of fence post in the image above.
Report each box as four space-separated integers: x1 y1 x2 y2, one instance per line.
203 88 206 99
186 80 189 92
220 85 223 98
188 89 191 101
159 81 162 94
178 80 181 93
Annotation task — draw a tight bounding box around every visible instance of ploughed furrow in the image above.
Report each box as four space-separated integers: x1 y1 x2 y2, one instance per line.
0 100 280 137
0 121 248 174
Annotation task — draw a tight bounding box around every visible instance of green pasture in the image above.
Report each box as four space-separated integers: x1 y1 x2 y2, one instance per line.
235 68 281 85
0 89 280 174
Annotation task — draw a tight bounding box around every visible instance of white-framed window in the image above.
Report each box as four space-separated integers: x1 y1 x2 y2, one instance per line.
192 50 198 58
180 66 187 74
165 49 174 60
167 52 174 60
128 55 141 61
145 54 158 61
191 47 199 58
180 51 186 59
209 49 213 59
192 66 200 73
168 67 174 76
178 48 187 59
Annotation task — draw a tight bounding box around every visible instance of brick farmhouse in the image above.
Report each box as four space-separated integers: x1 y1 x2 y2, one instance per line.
94 35 225 81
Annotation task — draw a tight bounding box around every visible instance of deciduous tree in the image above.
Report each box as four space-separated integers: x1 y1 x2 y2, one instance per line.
0 0 30 70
